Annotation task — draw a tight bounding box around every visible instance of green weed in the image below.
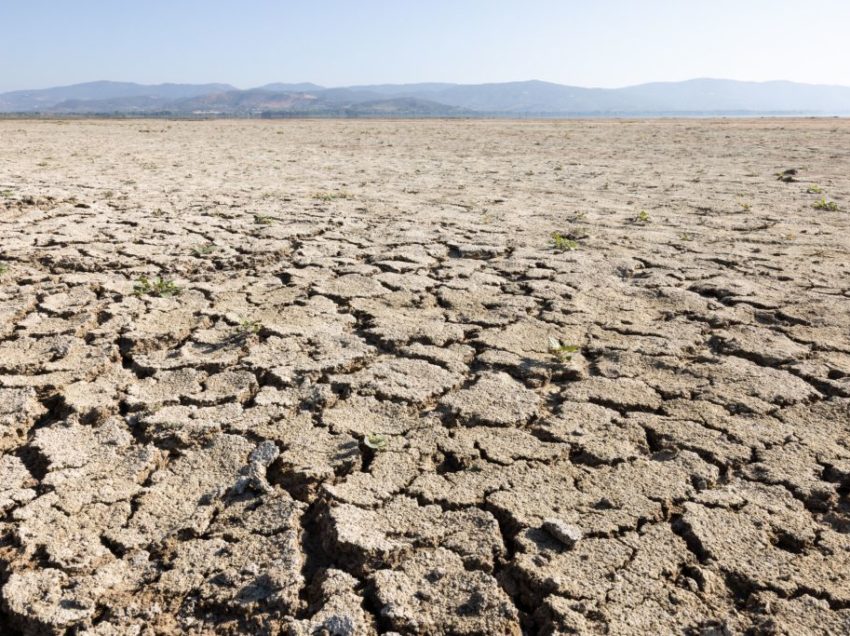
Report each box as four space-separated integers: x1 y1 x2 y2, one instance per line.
191 243 216 257
813 197 839 211
133 275 181 298
237 319 262 336
364 433 388 451
548 337 580 363
551 232 578 252
775 168 797 183
254 214 274 225
313 191 354 202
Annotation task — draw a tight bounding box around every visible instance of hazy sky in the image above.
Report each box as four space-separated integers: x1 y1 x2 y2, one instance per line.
2 0 849 92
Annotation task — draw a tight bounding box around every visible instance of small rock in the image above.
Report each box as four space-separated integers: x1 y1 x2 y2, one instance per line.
543 519 583 548
250 440 280 467
243 440 280 493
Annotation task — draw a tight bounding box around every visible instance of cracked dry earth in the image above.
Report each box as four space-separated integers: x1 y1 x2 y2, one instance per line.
0 119 849 636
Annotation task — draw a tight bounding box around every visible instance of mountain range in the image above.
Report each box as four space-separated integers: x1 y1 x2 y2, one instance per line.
2 79 850 116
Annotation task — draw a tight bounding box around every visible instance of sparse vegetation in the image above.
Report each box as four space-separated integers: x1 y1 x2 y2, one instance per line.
775 168 798 183
551 232 578 252
313 191 354 202
813 197 839 211
364 433 388 451
548 337 580 363
0 263 8 276
237 319 262 336
133 275 181 298
739 202 751 212
679 232 694 241
634 210 651 223
191 242 217 257
254 213 274 225
806 184 823 194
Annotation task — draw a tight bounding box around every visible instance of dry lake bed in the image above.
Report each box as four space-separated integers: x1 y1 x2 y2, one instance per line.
1 118 849 635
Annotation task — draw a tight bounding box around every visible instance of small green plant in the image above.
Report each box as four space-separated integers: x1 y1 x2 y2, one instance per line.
679 232 694 241
806 184 823 194
775 168 797 183
813 197 839 211
364 433 388 451
551 232 578 252
254 214 274 225
634 210 651 223
0 189 13 198
0 263 8 276
191 242 216 257
133 275 181 298
548 337 580 363
237 319 262 336
313 191 354 202
739 202 751 212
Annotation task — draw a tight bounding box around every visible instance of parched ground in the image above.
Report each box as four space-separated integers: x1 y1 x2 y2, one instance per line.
0 118 849 635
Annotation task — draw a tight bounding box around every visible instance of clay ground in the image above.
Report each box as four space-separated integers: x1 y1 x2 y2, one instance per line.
0 118 849 635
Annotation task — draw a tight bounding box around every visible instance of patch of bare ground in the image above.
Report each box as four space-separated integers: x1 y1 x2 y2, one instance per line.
0 118 849 634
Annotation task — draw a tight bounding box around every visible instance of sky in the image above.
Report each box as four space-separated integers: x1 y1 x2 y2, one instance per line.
2 0 850 93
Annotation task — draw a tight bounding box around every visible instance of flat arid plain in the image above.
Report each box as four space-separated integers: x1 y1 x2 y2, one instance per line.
1 118 849 635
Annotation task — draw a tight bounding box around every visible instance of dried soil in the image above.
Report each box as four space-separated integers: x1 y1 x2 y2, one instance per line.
0 118 849 634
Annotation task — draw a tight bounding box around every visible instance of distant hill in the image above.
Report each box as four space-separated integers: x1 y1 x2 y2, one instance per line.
33 88 469 117
347 79 850 114
0 81 236 112
3 78 850 116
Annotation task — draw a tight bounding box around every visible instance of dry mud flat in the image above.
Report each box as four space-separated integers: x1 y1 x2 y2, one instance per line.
0 118 849 635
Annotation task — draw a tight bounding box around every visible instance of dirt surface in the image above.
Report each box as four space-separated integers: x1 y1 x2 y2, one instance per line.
0 118 849 635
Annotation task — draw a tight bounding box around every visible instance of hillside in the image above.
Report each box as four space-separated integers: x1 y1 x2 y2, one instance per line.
3 78 850 116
